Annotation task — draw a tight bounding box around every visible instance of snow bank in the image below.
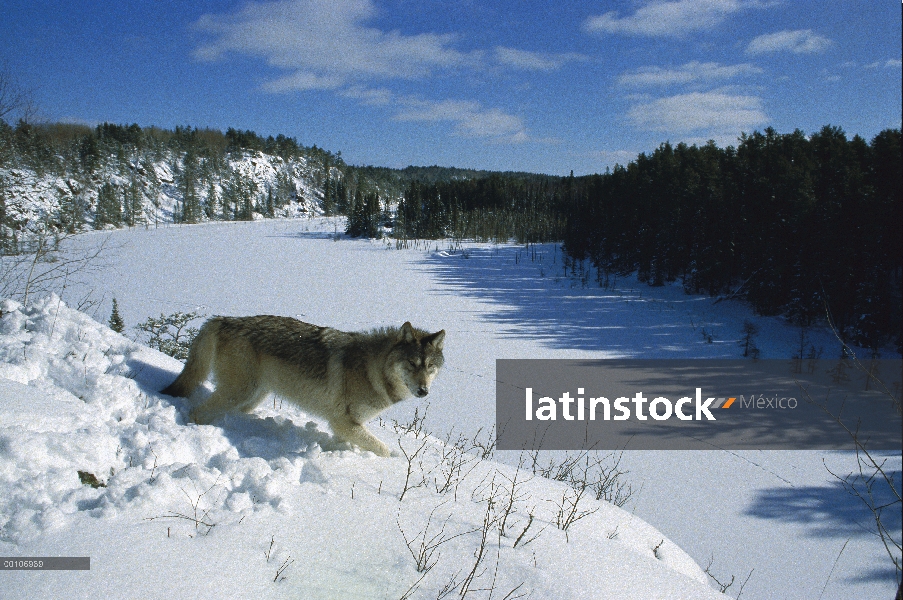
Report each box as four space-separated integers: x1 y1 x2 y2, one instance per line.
0 296 725 598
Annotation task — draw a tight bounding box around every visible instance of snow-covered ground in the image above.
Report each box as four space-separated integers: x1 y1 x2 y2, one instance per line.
0 149 324 230
1 217 900 598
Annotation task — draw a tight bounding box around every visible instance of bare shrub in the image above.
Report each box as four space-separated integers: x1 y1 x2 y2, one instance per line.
809 316 903 585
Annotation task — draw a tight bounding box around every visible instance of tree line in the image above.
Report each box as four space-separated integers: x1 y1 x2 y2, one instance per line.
1 117 899 350
0 119 350 246
384 126 900 351
562 127 900 352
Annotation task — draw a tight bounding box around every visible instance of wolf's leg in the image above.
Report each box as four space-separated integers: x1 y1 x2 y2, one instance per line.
328 417 391 457
161 320 219 397
234 389 269 414
190 381 263 424
190 338 266 424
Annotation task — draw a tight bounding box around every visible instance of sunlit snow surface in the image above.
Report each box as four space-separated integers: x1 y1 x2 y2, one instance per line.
1 217 899 599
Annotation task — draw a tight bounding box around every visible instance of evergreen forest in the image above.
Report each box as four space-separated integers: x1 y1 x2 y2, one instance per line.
1 119 900 351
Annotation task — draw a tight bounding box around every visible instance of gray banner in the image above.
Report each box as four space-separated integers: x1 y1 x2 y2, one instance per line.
496 359 903 450
1 557 90 570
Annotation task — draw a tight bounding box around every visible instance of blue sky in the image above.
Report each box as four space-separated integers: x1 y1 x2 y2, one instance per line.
2 0 900 175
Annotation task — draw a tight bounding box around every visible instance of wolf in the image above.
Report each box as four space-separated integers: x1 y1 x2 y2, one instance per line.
161 316 445 457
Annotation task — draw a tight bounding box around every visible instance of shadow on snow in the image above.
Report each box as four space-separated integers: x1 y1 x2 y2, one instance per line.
421 244 726 356
129 356 349 461
744 468 901 583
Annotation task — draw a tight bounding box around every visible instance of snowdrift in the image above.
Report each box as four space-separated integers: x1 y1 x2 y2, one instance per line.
0 296 726 598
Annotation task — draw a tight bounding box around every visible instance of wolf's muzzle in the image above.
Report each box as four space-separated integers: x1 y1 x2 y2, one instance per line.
416 387 429 397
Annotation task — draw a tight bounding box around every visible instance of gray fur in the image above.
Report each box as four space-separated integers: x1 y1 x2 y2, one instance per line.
161 316 445 457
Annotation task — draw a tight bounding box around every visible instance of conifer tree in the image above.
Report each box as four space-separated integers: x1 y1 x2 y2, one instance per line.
204 180 219 220
0 178 10 253
178 149 202 224
275 168 295 208
124 176 143 227
265 186 275 217
78 134 100 174
57 187 85 234
221 167 239 220
322 158 335 216
94 182 121 229
142 155 161 227
108 298 124 333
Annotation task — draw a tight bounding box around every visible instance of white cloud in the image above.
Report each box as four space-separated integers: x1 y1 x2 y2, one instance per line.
627 91 767 133
617 61 762 87
617 63 766 141
394 97 529 141
746 29 833 55
193 0 580 143
394 98 483 122
194 0 481 90
261 72 345 92
193 0 544 143
865 58 903 69
583 0 756 37
340 86 394 106
494 47 586 71
456 109 527 139
590 149 638 167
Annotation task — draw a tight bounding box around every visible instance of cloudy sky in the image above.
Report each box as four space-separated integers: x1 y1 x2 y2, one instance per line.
3 0 900 174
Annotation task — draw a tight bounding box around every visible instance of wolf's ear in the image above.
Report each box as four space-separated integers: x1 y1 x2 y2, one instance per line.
426 329 445 351
400 321 416 342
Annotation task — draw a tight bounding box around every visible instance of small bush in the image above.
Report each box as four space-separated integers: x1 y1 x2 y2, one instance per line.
136 310 205 359
108 298 124 333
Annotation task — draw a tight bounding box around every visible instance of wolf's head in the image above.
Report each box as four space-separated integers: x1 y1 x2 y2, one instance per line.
391 321 445 399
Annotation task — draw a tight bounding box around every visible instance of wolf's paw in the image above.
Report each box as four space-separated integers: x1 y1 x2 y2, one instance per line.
368 441 392 458
188 408 210 425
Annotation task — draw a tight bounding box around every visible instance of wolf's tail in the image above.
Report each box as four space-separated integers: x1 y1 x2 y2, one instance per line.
160 318 220 397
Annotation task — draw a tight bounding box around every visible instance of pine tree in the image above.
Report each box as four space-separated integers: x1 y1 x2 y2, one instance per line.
142 155 161 228
0 179 10 253
108 298 125 333
78 134 100 174
275 167 295 208
178 150 202 224
57 187 85 234
345 190 383 238
225 168 256 221
240 184 254 221
322 158 335 216
95 182 121 229
204 180 219 220
265 186 275 217
739 319 760 359
124 176 143 227
221 167 238 220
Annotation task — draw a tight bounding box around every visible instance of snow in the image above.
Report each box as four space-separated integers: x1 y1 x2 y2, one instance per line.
0 217 899 598
0 149 322 229
0 293 723 599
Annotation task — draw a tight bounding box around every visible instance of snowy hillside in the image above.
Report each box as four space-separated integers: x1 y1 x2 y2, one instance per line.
0 217 899 599
0 295 728 599
0 148 326 230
